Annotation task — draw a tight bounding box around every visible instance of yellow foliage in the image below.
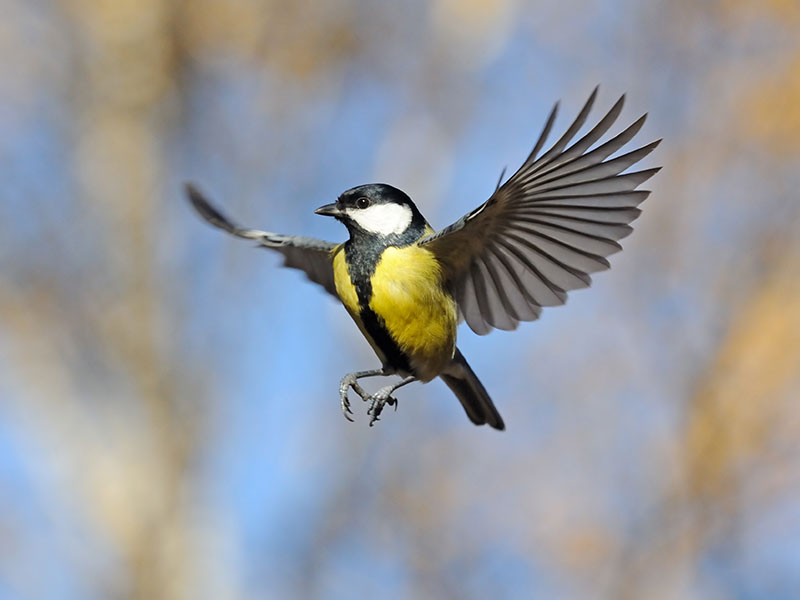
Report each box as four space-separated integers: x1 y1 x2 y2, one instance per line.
685 256 800 500
740 57 800 153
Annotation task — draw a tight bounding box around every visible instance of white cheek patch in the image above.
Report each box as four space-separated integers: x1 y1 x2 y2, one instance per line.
347 203 413 236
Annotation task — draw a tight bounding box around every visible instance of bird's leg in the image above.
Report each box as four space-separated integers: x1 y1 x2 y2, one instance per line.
368 376 417 427
338 368 386 422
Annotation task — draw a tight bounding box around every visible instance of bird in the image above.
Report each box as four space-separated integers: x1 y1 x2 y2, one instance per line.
186 88 660 431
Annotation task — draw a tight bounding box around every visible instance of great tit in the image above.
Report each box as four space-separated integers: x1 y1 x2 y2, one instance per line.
186 89 660 430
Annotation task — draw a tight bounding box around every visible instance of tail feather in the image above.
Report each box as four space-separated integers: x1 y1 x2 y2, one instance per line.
440 348 505 430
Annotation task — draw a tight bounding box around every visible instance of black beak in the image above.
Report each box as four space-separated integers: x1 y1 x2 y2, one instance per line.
314 203 343 218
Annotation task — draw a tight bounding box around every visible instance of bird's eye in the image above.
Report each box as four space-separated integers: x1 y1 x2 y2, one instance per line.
356 196 370 209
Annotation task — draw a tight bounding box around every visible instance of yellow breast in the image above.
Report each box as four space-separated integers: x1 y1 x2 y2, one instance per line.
369 244 457 381
332 245 389 364
332 245 359 315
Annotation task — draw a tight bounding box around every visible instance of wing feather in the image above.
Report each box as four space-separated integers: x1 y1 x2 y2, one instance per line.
518 100 559 169
477 254 519 330
486 245 542 321
509 213 633 241
517 191 650 209
186 184 339 297
495 236 572 304
469 260 495 330
544 94 626 169
528 141 660 192
528 87 598 171
458 273 492 335
524 111 647 187
419 91 660 334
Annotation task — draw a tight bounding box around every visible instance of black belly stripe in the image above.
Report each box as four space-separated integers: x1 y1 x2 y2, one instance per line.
360 307 412 374
343 231 422 375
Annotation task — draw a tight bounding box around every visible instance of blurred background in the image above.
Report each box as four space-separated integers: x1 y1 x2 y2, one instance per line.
1 0 799 599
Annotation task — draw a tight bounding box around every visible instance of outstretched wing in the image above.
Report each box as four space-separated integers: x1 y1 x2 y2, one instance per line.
419 88 661 335
186 183 339 297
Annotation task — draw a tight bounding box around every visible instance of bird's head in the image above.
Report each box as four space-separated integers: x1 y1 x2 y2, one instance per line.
315 183 426 241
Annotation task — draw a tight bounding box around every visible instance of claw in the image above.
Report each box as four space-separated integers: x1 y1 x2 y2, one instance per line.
368 403 382 426
339 379 356 423
337 371 410 426
340 395 355 422
366 392 393 426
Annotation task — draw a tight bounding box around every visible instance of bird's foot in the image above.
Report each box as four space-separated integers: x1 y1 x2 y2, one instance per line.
366 386 399 427
339 372 371 422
